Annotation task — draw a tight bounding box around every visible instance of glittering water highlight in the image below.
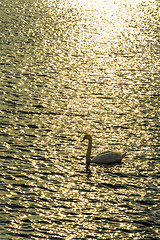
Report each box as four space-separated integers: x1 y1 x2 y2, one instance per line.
0 0 159 239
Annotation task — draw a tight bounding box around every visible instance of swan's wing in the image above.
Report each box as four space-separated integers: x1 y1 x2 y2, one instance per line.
92 151 123 164
96 151 113 156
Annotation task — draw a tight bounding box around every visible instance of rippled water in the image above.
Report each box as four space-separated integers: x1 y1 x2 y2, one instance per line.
0 0 159 239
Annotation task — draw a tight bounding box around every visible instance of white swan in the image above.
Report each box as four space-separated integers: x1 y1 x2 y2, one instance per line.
82 134 126 166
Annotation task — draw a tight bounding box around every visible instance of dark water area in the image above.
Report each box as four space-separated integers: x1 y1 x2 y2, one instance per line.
0 0 159 239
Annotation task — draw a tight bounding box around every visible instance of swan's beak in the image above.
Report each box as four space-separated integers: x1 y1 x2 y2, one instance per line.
81 137 85 142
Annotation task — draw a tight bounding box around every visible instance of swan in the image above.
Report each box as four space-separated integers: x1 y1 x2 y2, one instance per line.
82 134 126 166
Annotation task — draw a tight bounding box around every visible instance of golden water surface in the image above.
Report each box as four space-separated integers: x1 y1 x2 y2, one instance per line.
0 0 159 239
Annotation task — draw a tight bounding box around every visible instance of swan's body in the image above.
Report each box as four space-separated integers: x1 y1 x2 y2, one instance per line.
82 134 126 166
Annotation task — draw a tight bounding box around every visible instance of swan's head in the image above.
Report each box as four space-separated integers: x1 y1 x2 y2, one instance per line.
81 134 92 142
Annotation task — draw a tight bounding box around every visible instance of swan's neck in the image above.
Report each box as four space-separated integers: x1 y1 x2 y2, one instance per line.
86 136 92 165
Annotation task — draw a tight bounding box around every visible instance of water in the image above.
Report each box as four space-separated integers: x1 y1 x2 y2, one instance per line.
0 0 159 239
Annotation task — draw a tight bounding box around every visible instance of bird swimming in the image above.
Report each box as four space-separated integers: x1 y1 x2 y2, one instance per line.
81 134 126 167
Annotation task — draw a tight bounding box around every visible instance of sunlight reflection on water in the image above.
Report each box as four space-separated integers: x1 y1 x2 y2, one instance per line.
0 0 159 239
